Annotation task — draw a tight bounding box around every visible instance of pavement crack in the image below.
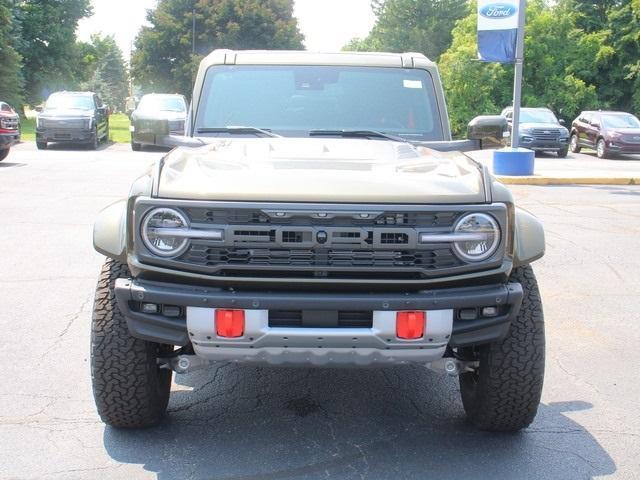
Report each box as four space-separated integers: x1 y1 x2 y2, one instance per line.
38 292 94 362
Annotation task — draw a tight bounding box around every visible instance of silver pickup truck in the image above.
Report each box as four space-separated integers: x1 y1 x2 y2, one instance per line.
91 50 546 432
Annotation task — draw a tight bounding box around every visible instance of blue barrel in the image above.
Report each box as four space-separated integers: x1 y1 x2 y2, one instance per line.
493 147 535 176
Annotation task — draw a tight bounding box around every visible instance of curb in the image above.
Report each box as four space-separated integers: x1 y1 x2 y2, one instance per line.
497 176 639 186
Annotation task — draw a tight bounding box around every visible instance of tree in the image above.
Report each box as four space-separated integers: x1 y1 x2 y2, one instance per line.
343 0 468 61
132 0 305 96
14 0 92 105
85 36 129 111
0 0 23 109
601 0 640 112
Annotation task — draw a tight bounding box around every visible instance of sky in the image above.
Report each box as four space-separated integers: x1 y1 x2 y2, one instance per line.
76 0 377 59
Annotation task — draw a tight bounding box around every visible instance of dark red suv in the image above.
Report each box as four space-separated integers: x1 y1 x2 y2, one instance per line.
570 111 640 158
0 101 20 161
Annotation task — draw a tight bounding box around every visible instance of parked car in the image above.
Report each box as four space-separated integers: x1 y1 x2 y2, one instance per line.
501 107 569 157
130 93 187 151
91 50 545 433
0 101 20 161
570 110 640 159
36 91 109 150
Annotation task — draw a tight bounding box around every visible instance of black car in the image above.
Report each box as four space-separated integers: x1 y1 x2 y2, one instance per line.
36 91 109 150
501 107 570 157
130 94 187 151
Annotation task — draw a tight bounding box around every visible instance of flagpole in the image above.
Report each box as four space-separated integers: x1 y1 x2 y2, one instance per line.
510 0 526 148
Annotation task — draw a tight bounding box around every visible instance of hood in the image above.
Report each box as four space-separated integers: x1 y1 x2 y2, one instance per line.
519 122 564 131
156 138 487 204
40 108 93 118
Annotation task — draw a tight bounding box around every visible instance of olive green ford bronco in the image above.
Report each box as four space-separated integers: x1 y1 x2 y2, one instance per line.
91 50 545 431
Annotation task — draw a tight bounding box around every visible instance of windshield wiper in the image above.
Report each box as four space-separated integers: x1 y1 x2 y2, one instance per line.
196 126 281 138
309 129 412 143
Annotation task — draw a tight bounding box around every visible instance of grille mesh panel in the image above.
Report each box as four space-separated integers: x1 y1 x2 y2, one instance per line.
183 245 461 270
186 208 460 227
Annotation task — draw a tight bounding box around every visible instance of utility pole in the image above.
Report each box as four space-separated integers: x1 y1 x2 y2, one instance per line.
510 0 526 148
192 7 196 54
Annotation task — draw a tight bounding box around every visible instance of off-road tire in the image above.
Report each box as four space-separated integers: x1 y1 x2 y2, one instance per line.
557 146 569 158
569 133 581 153
0 148 9 161
91 258 172 428
36 141 47 150
459 265 545 432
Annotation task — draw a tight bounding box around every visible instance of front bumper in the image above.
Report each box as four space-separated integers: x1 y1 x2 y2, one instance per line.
36 128 94 143
114 278 523 366
520 136 568 151
606 140 640 154
0 132 20 148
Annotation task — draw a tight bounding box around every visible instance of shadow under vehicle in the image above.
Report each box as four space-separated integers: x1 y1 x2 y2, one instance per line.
90 50 546 434
35 91 109 150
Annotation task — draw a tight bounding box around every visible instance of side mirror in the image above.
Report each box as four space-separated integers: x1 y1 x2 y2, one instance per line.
35 106 43 113
559 119 566 126
467 115 508 149
156 134 205 149
135 117 202 149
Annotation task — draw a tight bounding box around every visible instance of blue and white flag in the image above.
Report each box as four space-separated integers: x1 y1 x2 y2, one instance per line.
477 0 519 63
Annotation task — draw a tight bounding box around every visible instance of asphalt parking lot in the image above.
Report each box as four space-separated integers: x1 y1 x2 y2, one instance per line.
1 142 639 480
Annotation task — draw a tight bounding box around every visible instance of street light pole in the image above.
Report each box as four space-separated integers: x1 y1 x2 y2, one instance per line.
510 0 527 148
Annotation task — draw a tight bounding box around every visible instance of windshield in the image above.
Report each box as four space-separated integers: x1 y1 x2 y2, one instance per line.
601 113 640 129
138 95 186 112
45 94 94 110
519 109 559 124
195 65 443 140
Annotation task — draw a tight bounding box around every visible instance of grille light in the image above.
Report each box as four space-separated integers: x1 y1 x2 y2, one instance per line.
141 207 190 257
452 213 500 262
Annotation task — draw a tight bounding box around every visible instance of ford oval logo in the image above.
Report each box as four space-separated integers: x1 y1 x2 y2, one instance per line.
480 3 518 18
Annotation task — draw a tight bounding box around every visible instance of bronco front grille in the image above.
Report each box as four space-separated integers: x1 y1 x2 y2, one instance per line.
135 201 508 282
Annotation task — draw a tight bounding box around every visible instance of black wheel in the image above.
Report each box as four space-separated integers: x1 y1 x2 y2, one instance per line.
131 138 142 151
596 138 609 159
557 146 569 158
459 265 545 432
91 259 172 428
36 141 47 150
89 127 99 150
0 148 9 161
569 133 581 153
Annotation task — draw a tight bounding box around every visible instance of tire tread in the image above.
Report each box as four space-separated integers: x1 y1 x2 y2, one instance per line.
90 258 171 428
460 265 545 432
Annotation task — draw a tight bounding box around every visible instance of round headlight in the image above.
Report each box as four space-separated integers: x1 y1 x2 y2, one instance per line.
453 213 501 262
141 207 189 257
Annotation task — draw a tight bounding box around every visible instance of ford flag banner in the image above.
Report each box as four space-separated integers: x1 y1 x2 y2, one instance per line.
477 0 519 63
